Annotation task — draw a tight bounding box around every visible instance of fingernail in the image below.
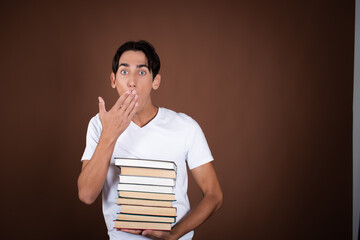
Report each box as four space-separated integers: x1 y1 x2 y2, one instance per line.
98 97 103 103
135 95 138 99
125 90 130 94
132 90 136 94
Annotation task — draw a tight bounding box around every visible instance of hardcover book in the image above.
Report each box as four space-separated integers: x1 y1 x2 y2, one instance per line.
116 197 173 207
119 175 175 187
115 158 177 171
120 205 177 217
120 166 176 179
117 213 175 223
118 183 173 194
114 220 171 231
118 191 176 201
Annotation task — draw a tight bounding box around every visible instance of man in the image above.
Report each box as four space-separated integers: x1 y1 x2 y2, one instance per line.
78 40 223 240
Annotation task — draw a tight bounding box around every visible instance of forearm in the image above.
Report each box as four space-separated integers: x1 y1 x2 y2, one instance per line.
170 192 223 239
78 93 138 205
77 135 117 204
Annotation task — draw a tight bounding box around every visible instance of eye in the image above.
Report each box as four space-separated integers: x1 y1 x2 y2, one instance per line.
120 70 128 75
139 70 146 76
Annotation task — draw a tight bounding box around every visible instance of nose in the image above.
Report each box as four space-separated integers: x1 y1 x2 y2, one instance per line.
127 74 136 89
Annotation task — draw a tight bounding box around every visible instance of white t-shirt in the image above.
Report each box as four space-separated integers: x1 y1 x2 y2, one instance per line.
81 107 213 240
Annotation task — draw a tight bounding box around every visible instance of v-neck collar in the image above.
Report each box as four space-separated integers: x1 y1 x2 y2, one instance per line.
130 107 161 130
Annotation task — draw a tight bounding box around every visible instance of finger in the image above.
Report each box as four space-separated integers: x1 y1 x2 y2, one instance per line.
112 90 130 111
119 228 142 235
120 90 137 112
142 230 150 236
124 94 138 116
127 102 139 121
142 230 163 239
98 96 106 114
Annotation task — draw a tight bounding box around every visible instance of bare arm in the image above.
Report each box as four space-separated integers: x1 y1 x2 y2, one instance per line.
122 162 223 239
77 90 138 205
168 162 223 239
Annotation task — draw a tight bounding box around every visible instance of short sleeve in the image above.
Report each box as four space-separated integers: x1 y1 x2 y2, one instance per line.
81 114 102 161
185 117 214 170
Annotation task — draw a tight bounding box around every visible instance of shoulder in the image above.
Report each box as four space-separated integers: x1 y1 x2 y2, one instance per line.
87 113 102 133
159 107 199 128
89 113 101 126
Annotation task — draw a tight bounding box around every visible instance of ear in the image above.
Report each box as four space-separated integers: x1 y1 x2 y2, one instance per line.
110 72 116 88
152 74 161 90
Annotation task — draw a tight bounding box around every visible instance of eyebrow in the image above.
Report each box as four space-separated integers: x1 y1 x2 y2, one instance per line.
119 63 149 70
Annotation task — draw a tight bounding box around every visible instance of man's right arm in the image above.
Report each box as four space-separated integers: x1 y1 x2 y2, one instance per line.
77 135 117 205
77 90 138 205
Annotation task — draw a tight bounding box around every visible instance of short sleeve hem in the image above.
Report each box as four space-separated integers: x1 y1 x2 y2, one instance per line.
81 114 102 162
188 157 214 170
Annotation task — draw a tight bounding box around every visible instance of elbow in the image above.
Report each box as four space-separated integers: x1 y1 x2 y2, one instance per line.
78 180 96 205
78 176 97 205
207 189 223 212
78 190 96 205
215 190 223 211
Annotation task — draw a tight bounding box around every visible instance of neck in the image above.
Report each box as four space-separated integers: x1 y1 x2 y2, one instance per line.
132 100 158 128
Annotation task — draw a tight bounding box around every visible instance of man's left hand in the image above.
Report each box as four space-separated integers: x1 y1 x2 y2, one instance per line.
118 229 176 240
142 229 176 240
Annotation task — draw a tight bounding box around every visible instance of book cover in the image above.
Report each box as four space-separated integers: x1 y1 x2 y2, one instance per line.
115 158 177 171
119 175 175 187
114 220 171 231
118 183 173 194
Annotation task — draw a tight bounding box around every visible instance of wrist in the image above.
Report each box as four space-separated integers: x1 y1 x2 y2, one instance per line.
99 132 118 147
169 228 181 240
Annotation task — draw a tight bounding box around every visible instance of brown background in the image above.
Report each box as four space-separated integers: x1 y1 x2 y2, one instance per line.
0 1 354 239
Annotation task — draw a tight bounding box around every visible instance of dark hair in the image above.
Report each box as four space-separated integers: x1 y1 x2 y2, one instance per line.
112 40 160 79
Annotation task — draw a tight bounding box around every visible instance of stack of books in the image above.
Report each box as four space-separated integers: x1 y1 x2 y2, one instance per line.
114 158 177 231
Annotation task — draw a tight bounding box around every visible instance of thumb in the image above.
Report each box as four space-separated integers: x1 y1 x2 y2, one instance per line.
98 96 106 114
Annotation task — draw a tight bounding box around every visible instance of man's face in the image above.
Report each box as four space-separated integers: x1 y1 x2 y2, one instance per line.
111 50 160 112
